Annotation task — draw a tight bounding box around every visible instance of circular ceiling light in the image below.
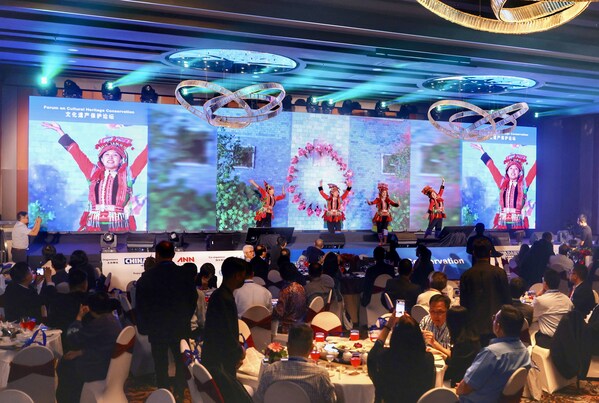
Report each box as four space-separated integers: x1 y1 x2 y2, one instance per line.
165 49 298 74
421 75 537 94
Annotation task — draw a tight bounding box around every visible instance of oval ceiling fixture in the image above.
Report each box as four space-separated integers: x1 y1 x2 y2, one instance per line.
416 0 590 34
421 75 537 94
165 49 298 74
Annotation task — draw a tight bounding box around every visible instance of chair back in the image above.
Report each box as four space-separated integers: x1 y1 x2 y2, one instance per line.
325 288 333 310
267 270 283 283
253 276 266 286
238 319 255 348
411 304 430 323
416 387 459 403
180 339 201 403
499 367 529 403
520 318 531 345
56 282 70 294
264 381 310 403
268 286 280 299
373 274 392 292
241 305 273 351
104 272 112 291
146 388 176 403
383 293 393 312
267 271 283 298
311 311 342 336
593 290 599 304
0 389 34 403
103 326 136 400
7 345 56 403
529 283 544 295
365 274 393 326
118 293 136 325
306 296 325 323
126 281 136 307
192 363 225 403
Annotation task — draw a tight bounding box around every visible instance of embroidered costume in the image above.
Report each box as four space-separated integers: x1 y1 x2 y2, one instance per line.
318 182 352 233
480 152 537 229
422 180 446 238
252 180 285 227
58 134 148 231
367 182 400 245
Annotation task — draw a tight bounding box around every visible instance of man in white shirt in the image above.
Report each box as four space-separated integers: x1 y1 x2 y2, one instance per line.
11 211 42 263
234 263 272 317
532 269 573 348
416 271 446 307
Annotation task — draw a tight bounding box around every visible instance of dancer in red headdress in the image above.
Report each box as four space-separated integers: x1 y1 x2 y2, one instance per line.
249 179 286 227
422 178 446 238
471 143 537 229
42 122 148 231
366 183 400 245
318 179 352 233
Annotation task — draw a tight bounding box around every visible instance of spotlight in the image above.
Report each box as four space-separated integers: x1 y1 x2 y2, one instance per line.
140 85 158 103
282 95 293 111
534 112 539 118
374 101 389 117
62 79 82 98
321 99 335 114
37 76 57 97
102 81 122 101
339 100 354 115
306 96 320 113
169 231 184 251
100 232 117 253
180 87 195 105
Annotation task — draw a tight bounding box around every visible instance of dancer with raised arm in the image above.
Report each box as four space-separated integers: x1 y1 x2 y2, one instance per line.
422 178 446 238
249 179 286 227
367 182 400 245
318 179 352 233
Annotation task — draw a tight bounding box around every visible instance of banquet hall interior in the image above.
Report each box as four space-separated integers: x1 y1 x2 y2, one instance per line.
1 1 599 402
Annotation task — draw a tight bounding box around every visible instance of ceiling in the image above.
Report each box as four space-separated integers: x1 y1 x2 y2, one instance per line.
1 0 599 117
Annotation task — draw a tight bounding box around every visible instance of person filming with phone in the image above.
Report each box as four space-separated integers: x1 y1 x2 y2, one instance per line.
10 211 42 264
419 294 451 358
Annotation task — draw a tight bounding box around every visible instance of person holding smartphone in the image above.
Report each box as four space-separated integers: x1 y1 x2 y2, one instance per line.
419 294 451 357
11 212 42 264
4 262 55 322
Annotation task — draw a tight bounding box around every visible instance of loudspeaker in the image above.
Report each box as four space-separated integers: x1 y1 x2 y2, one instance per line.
245 227 294 245
206 233 239 251
530 231 555 244
394 232 417 247
320 233 345 249
439 226 475 239
489 231 511 246
126 234 156 252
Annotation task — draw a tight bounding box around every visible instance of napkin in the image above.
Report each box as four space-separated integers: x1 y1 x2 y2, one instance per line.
238 347 264 377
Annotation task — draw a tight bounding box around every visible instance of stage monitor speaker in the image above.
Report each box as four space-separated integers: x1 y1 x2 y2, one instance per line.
530 231 555 244
439 226 475 239
320 233 345 249
206 233 239 251
489 231 511 246
245 227 294 245
126 234 156 252
393 232 417 247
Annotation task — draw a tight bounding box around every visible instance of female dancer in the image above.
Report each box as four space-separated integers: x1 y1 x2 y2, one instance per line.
42 122 147 231
470 143 537 229
318 179 352 233
422 178 445 238
366 182 400 245
249 179 285 227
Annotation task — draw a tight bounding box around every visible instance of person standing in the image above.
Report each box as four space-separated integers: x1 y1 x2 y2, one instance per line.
11 212 42 263
249 179 285 228
366 182 400 245
577 214 593 249
318 179 352 233
421 178 445 238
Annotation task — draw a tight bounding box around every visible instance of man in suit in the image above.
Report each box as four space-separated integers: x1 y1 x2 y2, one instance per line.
460 238 511 347
269 236 287 271
385 258 421 313
4 262 55 322
361 246 395 307
569 264 596 318
520 232 555 287
250 244 269 281
136 241 197 399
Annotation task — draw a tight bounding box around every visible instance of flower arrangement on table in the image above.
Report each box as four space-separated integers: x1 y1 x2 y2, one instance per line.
264 342 288 363
568 247 592 266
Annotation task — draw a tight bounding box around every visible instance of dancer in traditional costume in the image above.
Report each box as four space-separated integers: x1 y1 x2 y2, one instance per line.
249 179 286 227
366 182 400 245
422 178 445 238
318 179 352 233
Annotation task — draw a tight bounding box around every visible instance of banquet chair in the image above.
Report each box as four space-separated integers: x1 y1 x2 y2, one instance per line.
56 282 70 294
411 304 430 324
383 292 393 312
180 339 202 403
80 325 135 403
238 319 255 349
530 345 576 393
103 272 112 292
416 387 458 403
264 381 310 403
117 293 136 325
129 324 154 377
311 311 342 336
145 388 175 403
593 290 599 304
126 281 136 308
499 367 529 403
267 271 283 299
585 356 599 379
253 276 266 286
529 283 543 296
241 305 273 352
324 288 333 311
7 345 56 403
0 389 34 403
191 362 225 403
364 274 392 327
306 296 325 323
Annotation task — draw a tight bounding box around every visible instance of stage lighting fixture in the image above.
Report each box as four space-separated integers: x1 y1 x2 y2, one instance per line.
63 79 82 98
282 95 293 111
321 99 335 114
102 81 122 101
100 232 117 253
339 100 355 115
140 85 158 103
306 96 320 113
374 101 389 117
37 77 57 97
169 231 184 251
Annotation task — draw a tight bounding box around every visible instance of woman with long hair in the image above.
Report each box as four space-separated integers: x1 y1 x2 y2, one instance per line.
444 306 481 387
366 182 400 245
368 313 435 403
508 243 530 277
318 179 352 233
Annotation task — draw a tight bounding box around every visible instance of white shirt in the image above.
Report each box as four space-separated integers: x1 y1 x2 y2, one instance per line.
533 289 573 337
11 221 31 249
416 289 441 307
548 254 574 273
233 279 273 317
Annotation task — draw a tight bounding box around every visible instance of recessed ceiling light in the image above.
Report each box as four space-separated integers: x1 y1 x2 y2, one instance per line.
372 68 383 71
67 48 78 52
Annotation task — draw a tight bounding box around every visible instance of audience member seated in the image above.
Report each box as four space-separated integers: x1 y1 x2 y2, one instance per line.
416 271 447 308
303 238 325 265
250 244 269 281
69 250 98 292
39 244 57 273
51 253 69 285
411 244 434 291
273 263 307 332
254 324 336 403
520 232 555 287
385 237 401 268
361 246 395 307
509 277 533 326
196 262 217 290
457 305 530 402
420 294 451 355
143 256 156 272
56 292 122 403
549 243 574 273
278 248 307 286
508 244 529 277
466 223 500 264
243 244 255 262
385 258 421 313
322 252 340 279
532 268 574 348
182 263 206 340
569 264 596 318
444 306 481 387
234 263 273 317
269 236 287 271
304 262 334 305
4 262 55 322
368 313 435 403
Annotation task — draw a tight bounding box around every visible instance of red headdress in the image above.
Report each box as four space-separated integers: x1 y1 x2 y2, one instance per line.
328 183 339 192
503 153 527 174
264 181 273 191
377 183 389 192
421 185 434 196
95 136 133 161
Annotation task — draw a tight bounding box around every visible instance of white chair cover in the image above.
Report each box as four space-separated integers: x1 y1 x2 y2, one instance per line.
241 305 273 352
364 274 392 327
180 339 202 403
311 311 342 335
411 304 430 324
7 345 56 403
104 272 112 290
267 286 280 299
130 325 154 377
267 271 283 299
586 356 599 378
501 367 528 400
238 319 253 348
56 282 70 294
530 345 576 393
593 290 599 304
80 326 136 403
416 387 459 403
0 389 34 403
192 363 225 403
529 283 544 295
146 388 176 403
383 293 393 311
325 288 333 310
306 296 325 323
126 281 137 308
264 381 310 403
253 276 266 286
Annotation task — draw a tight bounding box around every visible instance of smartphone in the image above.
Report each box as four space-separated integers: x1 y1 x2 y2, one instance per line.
36 268 45 275
395 299 405 316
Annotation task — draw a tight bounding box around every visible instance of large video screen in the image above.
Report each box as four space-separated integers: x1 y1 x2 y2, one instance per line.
28 96 537 232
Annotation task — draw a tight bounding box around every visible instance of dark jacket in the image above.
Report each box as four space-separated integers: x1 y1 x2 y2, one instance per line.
384 277 421 313
411 259 434 291
47 291 88 350
444 339 481 386
520 239 554 287
549 310 592 379
250 256 269 282
571 280 596 318
303 246 325 265
4 282 55 322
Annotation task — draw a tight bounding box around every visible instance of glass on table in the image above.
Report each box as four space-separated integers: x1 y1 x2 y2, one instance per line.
368 329 380 342
350 353 361 372
315 332 325 343
310 348 320 364
349 329 360 341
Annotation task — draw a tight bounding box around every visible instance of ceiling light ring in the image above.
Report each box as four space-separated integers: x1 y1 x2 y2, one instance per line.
491 0 579 23
428 100 497 141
